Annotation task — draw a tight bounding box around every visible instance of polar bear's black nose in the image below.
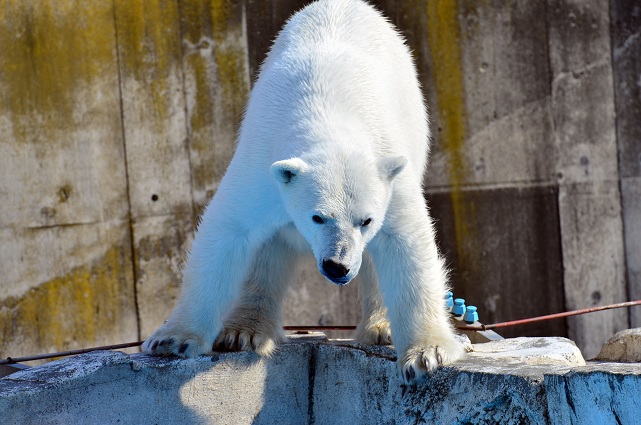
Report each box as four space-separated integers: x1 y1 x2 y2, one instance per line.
322 260 349 279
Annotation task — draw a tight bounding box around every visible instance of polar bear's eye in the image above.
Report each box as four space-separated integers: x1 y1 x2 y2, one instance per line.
362 218 372 227
312 215 324 224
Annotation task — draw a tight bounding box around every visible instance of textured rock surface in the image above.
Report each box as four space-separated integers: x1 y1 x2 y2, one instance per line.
595 327 641 362
2 336 640 425
469 337 586 367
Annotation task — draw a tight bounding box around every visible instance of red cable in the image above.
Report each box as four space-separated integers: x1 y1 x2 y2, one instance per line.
3 300 640 365
456 300 641 331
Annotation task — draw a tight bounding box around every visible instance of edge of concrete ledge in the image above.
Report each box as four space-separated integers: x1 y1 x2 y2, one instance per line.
2 336 640 425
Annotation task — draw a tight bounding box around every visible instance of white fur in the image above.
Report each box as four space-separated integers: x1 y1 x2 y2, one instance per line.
143 0 466 381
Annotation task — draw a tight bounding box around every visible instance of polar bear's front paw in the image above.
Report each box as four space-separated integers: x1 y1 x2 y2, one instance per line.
213 320 285 357
356 318 392 345
143 324 211 358
399 337 468 383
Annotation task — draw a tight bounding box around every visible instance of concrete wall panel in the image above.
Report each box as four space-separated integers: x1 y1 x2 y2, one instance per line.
0 0 137 360
548 0 628 357
558 181 628 358
611 1 641 180
621 178 641 327
180 0 250 211
0 1 129 229
611 1 641 328
0 223 137 362
427 185 566 339
133 214 192 338
428 0 555 187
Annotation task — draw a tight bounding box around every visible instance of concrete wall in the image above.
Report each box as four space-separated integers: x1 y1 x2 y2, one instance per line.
612 1 641 329
1 0 639 361
405 0 630 357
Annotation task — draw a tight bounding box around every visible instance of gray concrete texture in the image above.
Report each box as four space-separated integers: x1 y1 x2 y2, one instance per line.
4 335 641 425
1 0 640 365
408 0 635 358
596 327 641 362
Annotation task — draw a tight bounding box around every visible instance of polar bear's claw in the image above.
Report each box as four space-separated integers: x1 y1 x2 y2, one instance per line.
142 323 211 358
400 347 440 383
400 339 467 383
214 324 283 357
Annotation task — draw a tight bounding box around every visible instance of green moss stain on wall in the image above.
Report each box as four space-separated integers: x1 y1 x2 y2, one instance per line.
179 0 211 127
0 0 117 142
114 0 184 125
0 245 135 358
0 0 252 360
209 0 249 122
181 0 249 198
426 0 474 265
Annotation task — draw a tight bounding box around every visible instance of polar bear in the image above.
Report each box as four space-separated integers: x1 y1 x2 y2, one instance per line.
143 0 466 381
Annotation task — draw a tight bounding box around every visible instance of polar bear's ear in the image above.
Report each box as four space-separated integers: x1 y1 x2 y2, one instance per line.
378 156 407 181
271 158 309 184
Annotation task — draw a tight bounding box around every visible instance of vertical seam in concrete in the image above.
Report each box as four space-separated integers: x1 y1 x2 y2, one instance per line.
307 346 317 424
544 0 572 321
608 0 632 318
174 0 198 224
542 0 569 332
111 0 142 342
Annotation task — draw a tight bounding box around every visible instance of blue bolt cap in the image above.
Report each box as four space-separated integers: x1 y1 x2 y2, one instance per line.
452 298 466 316
464 306 479 324
445 292 454 310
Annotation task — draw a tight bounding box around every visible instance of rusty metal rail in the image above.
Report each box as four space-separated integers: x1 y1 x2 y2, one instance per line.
456 300 641 331
3 300 640 366
0 327 356 365
0 341 144 365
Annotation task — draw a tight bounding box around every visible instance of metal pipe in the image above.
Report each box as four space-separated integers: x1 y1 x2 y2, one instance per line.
0 341 143 365
0 327 356 365
4 300 640 365
456 300 641 331
283 325 356 331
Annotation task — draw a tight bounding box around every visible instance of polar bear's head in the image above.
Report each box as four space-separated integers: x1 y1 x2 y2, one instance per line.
271 151 406 286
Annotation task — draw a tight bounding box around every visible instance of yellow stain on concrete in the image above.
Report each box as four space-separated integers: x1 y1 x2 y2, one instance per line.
210 0 249 124
114 0 183 124
182 0 249 190
0 0 117 142
426 0 474 264
0 245 135 359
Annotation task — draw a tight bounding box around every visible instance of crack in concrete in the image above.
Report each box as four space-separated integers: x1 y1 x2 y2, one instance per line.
614 31 641 59
329 342 397 362
551 56 611 88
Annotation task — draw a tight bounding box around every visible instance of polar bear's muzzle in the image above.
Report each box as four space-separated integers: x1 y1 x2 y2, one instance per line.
321 259 352 286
